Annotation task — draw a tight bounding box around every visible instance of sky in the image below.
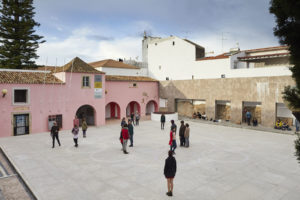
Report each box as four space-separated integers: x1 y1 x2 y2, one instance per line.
33 0 279 66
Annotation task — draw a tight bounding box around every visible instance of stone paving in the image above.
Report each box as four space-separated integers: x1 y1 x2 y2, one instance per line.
0 120 300 200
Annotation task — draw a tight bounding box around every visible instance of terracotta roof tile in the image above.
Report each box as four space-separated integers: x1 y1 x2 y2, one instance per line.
245 45 288 53
105 75 157 82
238 52 290 60
0 70 64 84
197 53 229 61
89 59 140 69
55 57 105 74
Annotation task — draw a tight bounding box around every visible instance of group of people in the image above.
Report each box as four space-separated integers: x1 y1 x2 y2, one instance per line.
164 119 191 196
192 112 207 120
120 117 135 154
275 119 292 131
50 116 88 148
50 113 190 197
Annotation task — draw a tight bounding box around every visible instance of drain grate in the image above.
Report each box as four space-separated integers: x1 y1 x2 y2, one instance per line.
0 148 37 200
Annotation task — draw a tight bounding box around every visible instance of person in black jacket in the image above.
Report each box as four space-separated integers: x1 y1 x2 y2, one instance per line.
164 150 177 196
161 114 166 130
179 120 186 146
51 121 61 148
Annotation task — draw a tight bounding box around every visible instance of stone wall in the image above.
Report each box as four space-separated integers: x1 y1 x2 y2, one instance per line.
159 76 294 127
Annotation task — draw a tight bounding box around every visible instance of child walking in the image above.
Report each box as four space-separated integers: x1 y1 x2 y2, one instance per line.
72 125 79 147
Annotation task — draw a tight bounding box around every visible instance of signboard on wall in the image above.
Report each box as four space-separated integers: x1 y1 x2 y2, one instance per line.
94 75 102 98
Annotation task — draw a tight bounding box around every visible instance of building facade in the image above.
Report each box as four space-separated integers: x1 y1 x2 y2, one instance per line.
142 35 296 127
0 57 159 137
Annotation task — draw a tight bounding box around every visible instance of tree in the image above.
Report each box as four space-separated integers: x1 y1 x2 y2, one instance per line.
270 0 300 163
0 0 45 69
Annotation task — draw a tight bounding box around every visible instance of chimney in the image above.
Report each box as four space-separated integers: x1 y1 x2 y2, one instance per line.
119 58 123 62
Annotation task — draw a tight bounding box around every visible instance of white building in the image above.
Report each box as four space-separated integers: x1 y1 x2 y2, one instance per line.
142 35 292 80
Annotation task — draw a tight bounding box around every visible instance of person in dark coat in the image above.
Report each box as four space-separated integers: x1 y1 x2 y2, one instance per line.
170 120 177 133
128 120 134 147
161 114 166 130
179 120 186 146
51 121 61 148
130 112 135 125
164 150 177 197
121 117 126 127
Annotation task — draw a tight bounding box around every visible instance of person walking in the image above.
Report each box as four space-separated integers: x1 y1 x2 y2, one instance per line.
161 114 166 130
130 112 135 125
169 128 177 154
121 124 129 154
179 120 186 146
135 112 140 126
72 125 79 147
184 123 190 147
246 111 252 126
164 150 177 197
81 118 88 138
128 120 134 147
51 121 61 148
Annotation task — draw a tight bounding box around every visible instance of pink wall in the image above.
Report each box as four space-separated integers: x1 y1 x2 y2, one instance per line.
0 72 106 137
105 81 159 118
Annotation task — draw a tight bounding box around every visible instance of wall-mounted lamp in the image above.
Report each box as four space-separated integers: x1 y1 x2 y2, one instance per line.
2 89 7 97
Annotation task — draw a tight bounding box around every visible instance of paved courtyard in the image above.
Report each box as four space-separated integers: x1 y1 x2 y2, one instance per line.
0 120 300 200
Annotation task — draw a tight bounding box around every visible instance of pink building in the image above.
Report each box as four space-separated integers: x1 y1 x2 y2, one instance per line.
0 57 158 137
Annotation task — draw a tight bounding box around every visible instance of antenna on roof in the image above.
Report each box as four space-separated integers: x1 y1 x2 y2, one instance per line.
221 32 229 53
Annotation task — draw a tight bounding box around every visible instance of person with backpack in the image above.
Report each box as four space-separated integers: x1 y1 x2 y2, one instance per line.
81 118 88 138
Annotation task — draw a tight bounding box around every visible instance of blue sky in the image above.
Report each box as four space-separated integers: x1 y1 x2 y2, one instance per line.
33 0 279 66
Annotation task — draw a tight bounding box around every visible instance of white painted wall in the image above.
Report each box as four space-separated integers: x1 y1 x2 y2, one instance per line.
159 98 168 107
145 36 292 81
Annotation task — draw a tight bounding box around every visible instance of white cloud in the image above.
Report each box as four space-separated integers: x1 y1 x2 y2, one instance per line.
36 27 142 66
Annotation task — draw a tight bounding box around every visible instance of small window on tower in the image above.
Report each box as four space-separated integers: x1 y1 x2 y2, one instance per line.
155 43 157 46
173 41 175 46
159 65 161 70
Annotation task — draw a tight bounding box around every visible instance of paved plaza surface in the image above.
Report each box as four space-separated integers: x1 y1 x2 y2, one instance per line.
0 120 300 200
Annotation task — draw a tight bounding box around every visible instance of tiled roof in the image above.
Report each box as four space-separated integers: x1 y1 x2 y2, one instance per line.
245 45 288 53
0 70 63 84
197 53 230 61
238 52 290 61
56 57 105 74
36 66 60 72
105 75 158 82
89 59 140 69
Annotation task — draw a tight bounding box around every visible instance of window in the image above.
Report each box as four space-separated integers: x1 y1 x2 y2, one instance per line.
155 43 157 46
166 77 169 80
172 41 175 46
13 89 28 104
82 76 90 88
133 83 137 87
159 65 161 70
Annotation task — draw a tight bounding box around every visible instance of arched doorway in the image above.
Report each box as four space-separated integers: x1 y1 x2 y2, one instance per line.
126 101 141 117
105 102 121 119
76 105 95 126
146 100 158 115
